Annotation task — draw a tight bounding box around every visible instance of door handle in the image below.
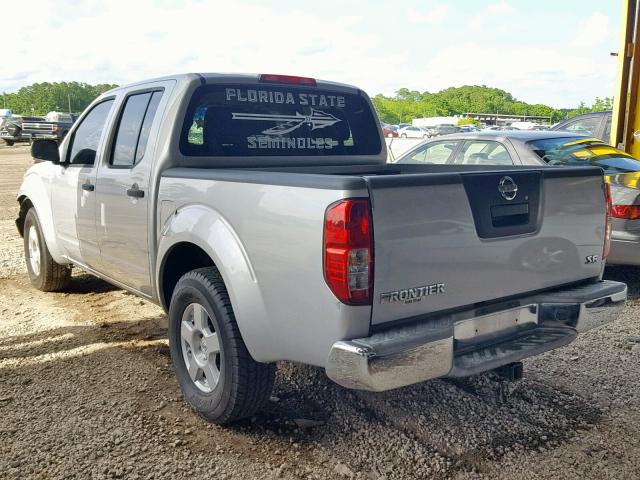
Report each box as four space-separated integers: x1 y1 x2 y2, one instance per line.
81 183 94 192
126 184 144 198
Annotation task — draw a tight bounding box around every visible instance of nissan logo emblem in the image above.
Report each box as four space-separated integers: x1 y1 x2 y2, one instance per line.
498 176 518 201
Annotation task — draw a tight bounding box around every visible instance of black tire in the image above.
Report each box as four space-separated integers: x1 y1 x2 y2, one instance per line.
168 267 276 424
3 139 14 146
23 208 71 291
401 133 407 138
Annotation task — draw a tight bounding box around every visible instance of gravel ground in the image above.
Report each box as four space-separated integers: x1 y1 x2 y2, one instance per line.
1 144 639 479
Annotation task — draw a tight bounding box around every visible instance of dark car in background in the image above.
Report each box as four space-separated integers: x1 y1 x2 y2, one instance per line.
1 116 44 145
395 130 640 266
1 112 75 146
429 124 460 137
552 111 612 143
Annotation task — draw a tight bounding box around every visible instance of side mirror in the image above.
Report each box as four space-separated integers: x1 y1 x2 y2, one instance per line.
31 140 60 163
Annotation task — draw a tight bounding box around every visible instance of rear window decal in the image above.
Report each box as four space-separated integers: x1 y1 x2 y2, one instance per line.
180 84 381 157
232 109 341 135
225 88 346 108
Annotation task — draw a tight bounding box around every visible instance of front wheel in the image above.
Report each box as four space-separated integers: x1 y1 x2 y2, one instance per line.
168 267 276 424
3 139 15 146
23 208 71 291
401 133 407 138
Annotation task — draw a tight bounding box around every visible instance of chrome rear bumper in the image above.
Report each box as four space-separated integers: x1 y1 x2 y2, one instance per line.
326 280 627 391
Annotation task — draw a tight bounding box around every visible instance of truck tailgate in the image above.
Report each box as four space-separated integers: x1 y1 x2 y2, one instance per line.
366 168 606 326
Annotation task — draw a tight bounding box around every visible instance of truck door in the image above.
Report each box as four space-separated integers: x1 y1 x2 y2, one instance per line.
95 87 166 296
52 98 115 268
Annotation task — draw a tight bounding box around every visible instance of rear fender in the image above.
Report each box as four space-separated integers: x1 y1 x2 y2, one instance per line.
156 204 274 362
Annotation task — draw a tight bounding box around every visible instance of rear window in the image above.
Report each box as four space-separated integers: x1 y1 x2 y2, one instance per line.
527 136 640 174
180 84 381 157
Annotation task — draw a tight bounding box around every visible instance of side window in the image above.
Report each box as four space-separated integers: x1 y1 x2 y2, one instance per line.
68 99 114 165
561 116 601 136
405 140 459 164
135 91 162 162
602 115 612 144
453 141 514 165
111 90 163 167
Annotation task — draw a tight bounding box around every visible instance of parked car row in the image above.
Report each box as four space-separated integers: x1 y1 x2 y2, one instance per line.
382 123 464 138
383 120 555 139
1 111 77 146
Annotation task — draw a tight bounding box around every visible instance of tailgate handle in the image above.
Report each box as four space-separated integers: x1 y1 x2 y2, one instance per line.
490 202 529 228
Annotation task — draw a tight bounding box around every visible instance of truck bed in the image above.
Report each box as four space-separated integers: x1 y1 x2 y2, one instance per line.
162 163 606 328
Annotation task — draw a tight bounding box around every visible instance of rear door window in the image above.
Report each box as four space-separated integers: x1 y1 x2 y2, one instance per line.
452 140 514 165
111 90 163 167
402 140 459 164
559 115 603 137
602 114 612 144
180 84 381 157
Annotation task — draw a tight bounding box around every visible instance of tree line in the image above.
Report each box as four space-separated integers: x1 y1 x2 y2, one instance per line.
371 85 613 125
1 81 613 125
1 82 118 116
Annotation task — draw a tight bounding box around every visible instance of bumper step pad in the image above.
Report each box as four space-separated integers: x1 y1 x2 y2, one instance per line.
449 327 576 377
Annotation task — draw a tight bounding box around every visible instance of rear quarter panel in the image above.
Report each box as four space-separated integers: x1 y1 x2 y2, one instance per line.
156 175 371 367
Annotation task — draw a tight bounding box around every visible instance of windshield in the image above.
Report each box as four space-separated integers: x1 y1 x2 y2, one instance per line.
527 136 640 174
180 84 381 157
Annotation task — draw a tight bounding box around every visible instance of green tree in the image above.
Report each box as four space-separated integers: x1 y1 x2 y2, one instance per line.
457 117 480 126
2 81 119 116
592 96 613 111
372 85 564 124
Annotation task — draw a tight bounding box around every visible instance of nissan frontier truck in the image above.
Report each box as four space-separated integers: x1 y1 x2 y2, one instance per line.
17 73 627 424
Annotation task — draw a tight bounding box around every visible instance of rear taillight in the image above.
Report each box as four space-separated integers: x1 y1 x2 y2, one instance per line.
603 182 613 260
611 204 640 219
323 198 373 305
259 73 317 86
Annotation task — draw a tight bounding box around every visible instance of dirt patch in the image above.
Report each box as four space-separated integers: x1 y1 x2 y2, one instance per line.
1 146 639 479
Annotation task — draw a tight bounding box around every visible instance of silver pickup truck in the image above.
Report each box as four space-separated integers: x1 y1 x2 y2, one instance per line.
17 73 627 424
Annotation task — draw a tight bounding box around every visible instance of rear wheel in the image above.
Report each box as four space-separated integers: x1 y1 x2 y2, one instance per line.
168 267 276 424
23 208 71 291
401 133 407 138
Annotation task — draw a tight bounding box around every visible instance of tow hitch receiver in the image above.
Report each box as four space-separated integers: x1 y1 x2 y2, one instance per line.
493 361 524 382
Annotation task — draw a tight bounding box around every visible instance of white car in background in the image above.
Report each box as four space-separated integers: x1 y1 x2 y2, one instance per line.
397 125 429 138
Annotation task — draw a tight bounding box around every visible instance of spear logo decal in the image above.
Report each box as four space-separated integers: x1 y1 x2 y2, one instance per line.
232 108 341 135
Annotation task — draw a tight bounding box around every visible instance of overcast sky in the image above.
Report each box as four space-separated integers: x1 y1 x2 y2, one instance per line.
2 0 620 108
